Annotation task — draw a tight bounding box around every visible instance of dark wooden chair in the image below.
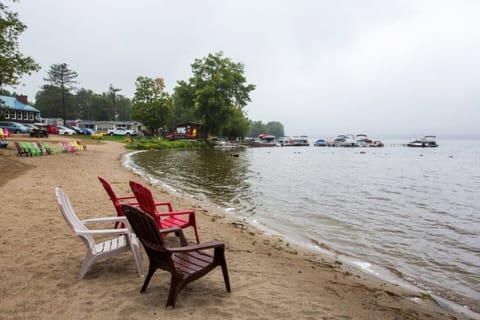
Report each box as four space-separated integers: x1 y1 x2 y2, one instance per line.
122 205 231 308
14 142 29 157
129 180 200 243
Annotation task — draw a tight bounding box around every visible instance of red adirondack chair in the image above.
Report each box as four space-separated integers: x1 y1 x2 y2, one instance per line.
98 176 139 228
129 180 200 243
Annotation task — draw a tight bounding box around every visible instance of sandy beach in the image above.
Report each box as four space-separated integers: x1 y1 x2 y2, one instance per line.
0 136 472 319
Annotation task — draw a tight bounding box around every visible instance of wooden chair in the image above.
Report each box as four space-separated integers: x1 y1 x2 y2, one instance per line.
122 205 231 308
14 142 29 157
43 142 57 155
129 180 200 243
55 187 144 279
0 128 6 141
71 140 86 151
98 176 139 228
32 142 46 155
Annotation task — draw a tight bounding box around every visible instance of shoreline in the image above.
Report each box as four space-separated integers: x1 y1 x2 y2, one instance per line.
0 137 476 319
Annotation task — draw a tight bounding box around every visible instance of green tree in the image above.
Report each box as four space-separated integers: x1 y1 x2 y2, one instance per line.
35 84 75 119
75 88 100 120
0 1 40 90
266 121 284 137
172 80 197 125
43 63 78 121
222 105 250 139
248 120 267 137
108 84 121 121
174 52 255 136
132 76 173 137
114 94 131 121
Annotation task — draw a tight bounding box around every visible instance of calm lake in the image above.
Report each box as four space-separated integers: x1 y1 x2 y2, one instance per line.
124 139 480 312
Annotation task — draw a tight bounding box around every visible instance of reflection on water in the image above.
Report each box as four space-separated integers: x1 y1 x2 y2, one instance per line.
128 140 480 311
132 148 253 208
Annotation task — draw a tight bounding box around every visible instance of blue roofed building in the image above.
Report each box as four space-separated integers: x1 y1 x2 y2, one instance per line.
0 95 41 124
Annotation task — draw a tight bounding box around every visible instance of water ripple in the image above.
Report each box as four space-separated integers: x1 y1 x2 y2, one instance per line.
129 139 480 311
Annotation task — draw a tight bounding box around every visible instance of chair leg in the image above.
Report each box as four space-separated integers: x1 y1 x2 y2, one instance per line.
129 235 144 277
215 248 231 292
221 261 231 292
193 225 200 244
166 275 185 308
140 264 157 292
79 254 96 279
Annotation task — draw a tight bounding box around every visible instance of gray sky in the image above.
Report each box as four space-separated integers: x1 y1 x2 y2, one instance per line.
10 0 480 138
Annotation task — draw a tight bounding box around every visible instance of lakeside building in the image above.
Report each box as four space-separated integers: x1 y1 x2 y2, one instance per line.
0 95 41 124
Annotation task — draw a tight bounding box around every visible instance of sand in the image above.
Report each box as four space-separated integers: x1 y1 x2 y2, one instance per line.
0 136 472 319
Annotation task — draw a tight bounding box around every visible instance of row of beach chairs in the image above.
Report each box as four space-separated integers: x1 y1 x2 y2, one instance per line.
14 140 86 157
0 128 12 140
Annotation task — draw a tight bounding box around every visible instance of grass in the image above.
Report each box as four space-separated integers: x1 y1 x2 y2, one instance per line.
77 134 211 150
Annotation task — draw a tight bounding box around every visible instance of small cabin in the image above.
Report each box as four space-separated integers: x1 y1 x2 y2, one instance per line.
167 122 208 140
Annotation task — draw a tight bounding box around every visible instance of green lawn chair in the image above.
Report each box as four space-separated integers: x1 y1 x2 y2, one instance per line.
20 142 38 156
43 142 57 155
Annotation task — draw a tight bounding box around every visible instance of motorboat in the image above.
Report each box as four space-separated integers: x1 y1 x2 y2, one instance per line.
356 134 372 147
370 140 384 147
283 136 310 146
356 134 384 147
407 135 438 147
313 138 327 147
246 133 278 147
342 134 358 147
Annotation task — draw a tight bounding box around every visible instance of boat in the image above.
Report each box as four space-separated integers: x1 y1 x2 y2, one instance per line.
282 136 310 146
356 134 372 147
356 134 384 147
370 140 384 147
246 133 278 147
342 134 358 147
313 138 327 147
277 136 290 146
407 135 438 148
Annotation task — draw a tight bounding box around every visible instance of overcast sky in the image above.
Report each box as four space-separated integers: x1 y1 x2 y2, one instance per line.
10 0 480 138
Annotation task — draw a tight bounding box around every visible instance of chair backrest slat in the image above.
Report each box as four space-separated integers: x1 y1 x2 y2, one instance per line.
129 181 158 218
55 187 94 248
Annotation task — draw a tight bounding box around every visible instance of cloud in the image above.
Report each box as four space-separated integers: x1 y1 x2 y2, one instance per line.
10 0 480 137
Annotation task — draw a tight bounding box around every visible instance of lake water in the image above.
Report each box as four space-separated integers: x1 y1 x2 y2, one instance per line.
123 139 480 313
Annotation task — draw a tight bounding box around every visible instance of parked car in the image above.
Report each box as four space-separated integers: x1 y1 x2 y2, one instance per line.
22 123 34 133
47 124 59 134
0 121 29 133
107 127 136 136
57 125 76 135
82 128 95 135
67 125 84 135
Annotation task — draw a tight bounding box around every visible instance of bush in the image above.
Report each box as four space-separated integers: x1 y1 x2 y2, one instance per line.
125 138 209 150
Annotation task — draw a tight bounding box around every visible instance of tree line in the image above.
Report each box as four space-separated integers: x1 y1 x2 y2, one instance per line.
0 1 284 139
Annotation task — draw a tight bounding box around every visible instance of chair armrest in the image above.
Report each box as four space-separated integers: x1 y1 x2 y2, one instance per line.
154 202 174 211
82 216 127 224
169 240 224 253
158 227 183 234
159 227 188 246
76 228 129 236
117 195 137 201
155 209 195 217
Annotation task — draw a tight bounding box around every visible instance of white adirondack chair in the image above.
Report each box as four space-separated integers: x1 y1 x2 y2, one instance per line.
55 187 144 279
